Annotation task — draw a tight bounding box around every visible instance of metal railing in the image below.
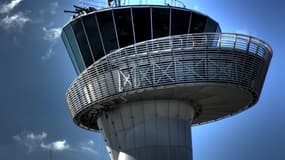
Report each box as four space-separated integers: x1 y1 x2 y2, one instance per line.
66 33 272 117
76 0 187 10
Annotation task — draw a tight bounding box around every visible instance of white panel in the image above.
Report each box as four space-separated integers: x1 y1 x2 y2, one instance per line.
111 109 124 131
143 101 155 119
185 123 191 147
120 104 133 129
125 127 135 150
179 103 188 120
134 123 145 148
156 100 169 118
117 131 125 150
156 118 169 146
168 100 178 119
177 120 186 146
169 119 178 145
144 119 156 146
132 102 144 124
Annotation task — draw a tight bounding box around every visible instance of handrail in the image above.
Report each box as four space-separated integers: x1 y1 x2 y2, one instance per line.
84 33 272 74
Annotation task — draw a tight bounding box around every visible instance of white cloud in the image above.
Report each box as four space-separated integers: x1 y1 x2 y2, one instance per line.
0 0 31 31
80 140 98 155
13 132 98 155
41 140 70 151
39 1 59 15
0 12 30 30
42 26 62 41
13 131 48 152
88 140 94 145
0 0 23 14
41 26 62 61
81 146 98 155
13 131 70 153
12 135 21 141
41 45 55 61
26 132 47 141
49 2 59 15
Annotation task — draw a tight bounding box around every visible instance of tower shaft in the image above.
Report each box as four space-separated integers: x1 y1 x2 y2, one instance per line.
97 100 195 160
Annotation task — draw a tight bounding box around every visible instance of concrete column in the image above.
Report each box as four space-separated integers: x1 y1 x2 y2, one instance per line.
97 100 195 160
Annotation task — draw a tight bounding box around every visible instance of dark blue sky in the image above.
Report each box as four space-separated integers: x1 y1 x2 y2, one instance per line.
0 0 284 159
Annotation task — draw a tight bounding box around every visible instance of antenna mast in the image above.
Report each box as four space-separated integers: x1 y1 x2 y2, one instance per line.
108 0 121 7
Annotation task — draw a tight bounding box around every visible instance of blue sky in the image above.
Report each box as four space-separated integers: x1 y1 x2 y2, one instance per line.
0 0 284 159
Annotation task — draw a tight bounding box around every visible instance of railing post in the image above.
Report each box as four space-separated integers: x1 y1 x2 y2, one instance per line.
205 33 208 79
218 33 222 48
118 69 122 92
205 34 208 49
233 34 237 49
255 40 260 56
246 36 251 53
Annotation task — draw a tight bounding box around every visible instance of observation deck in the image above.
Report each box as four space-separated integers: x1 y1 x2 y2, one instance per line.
66 32 272 131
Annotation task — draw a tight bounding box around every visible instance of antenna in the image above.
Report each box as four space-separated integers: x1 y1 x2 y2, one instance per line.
174 0 185 8
64 5 97 18
107 0 121 7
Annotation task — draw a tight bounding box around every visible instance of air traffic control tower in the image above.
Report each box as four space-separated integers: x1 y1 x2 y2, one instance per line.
62 1 272 159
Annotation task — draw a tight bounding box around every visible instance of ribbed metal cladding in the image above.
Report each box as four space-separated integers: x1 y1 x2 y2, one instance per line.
66 33 272 130
97 100 195 160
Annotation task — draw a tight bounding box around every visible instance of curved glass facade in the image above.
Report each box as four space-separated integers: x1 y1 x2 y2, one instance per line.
62 6 221 74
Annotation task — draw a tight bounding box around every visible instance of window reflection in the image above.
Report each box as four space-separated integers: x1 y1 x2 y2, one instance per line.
72 19 94 67
216 26 222 33
63 25 86 72
152 8 170 38
96 11 118 53
132 8 151 43
114 8 134 48
190 12 207 33
205 18 218 32
82 14 105 61
62 30 80 74
171 9 191 35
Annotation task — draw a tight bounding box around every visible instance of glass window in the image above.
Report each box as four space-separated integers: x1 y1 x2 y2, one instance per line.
63 25 86 72
152 8 170 38
62 30 80 74
114 8 134 48
171 9 191 35
216 26 222 33
190 12 207 33
132 8 151 43
96 10 118 53
205 18 218 32
72 19 94 67
82 14 105 61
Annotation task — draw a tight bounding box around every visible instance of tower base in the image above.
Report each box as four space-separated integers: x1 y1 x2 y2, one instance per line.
97 100 195 160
